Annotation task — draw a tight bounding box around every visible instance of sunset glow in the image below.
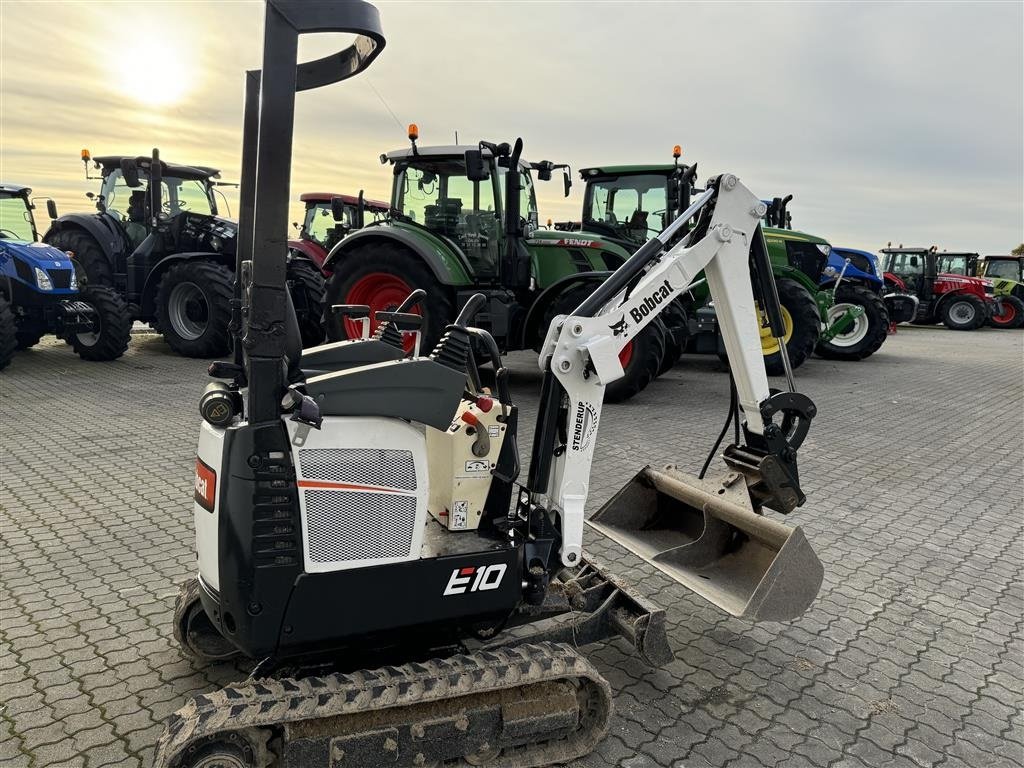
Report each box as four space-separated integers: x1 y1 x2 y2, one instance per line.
109 36 195 107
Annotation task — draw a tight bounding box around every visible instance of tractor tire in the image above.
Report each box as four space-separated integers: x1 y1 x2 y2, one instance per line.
722 277 819 375
940 294 986 331
286 258 327 348
15 327 44 350
70 286 132 361
45 229 114 288
987 295 1024 329
606 320 666 403
325 243 453 354
0 295 17 371
815 284 889 360
155 261 233 358
657 299 688 376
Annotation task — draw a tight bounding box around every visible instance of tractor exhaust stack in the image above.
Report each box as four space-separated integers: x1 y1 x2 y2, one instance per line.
587 466 822 622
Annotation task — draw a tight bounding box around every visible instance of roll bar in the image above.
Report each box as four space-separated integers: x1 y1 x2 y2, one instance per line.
236 0 385 424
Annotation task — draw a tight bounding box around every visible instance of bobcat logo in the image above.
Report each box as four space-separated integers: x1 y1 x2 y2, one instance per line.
608 316 629 337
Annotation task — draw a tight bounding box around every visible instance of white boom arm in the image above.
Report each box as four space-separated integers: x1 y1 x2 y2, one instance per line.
537 174 778 567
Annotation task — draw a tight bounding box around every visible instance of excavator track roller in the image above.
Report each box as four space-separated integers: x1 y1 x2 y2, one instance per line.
154 642 612 768
587 466 823 622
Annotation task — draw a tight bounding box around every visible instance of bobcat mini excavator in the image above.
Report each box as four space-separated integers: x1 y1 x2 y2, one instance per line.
157 3 823 766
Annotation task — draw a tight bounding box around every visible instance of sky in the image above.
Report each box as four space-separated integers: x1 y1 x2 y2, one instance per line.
1 1 1022 253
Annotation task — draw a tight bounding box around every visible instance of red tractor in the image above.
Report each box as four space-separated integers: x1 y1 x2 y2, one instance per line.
289 192 389 274
881 246 997 330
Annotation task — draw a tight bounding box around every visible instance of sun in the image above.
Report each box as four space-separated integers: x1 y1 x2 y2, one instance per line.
111 37 194 107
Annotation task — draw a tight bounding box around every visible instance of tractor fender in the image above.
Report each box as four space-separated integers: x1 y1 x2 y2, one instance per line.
44 213 127 261
287 239 328 272
322 227 472 286
139 251 234 318
520 271 613 349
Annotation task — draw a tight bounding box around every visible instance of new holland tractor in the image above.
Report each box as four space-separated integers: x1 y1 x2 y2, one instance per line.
44 149 326 356
154 5 823 766
0 184 131 370
933 251 1024 329
880 246 1000 330
321 129 669 402
289 191 389 274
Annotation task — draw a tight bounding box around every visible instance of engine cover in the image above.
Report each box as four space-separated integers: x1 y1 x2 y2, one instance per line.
286 417 428 573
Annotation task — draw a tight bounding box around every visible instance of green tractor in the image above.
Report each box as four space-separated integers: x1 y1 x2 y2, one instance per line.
575 159 820 374
322 129 669 402
942 252 1024 329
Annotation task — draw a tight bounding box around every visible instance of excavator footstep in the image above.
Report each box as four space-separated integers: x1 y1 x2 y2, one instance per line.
587 465 823 622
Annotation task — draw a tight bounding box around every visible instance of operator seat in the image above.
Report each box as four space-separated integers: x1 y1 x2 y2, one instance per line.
124 191 148 248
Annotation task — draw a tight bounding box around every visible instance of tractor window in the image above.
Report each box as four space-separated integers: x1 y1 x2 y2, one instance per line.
984 260 1020 280
520 171 538 228
303 202 349 251
584 174 667 240
161 178 215 217
396 159 500 275
99 169 135 221
888 253 925 293
0 196 35 242
936 255 968 275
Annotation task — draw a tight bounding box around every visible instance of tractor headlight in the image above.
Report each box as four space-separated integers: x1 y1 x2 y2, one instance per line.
34 267 54 291
815 244 831 256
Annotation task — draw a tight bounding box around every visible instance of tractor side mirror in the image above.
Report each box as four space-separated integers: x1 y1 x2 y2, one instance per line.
465 150 490 182
330 196 345 221
120 159 141 188
563 171 571 198
46 200 58 220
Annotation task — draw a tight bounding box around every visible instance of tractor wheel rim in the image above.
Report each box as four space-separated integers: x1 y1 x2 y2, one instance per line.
169 282 208 340
618 340 634 368
825 302 869 347
950 301 976 324
345 272 418 352
992 302 1015 324
758 304 793 356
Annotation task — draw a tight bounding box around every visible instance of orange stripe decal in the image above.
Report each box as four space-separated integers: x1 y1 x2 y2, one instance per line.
297 479 406 493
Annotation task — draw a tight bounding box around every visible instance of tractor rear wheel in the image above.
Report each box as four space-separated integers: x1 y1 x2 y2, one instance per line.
940 294 986 331
45 229 114 288
325 243 452 354
0 295 16 370
987 295 1024 329
815 284 889 360
155 261 233 357
657 299 688 375
70 286 132 361
286 257 326 347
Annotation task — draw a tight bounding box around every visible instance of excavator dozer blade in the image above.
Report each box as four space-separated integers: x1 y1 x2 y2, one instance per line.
587 465 822 622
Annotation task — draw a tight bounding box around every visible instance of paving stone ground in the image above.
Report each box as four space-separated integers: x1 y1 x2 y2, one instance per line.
1 325 1022 768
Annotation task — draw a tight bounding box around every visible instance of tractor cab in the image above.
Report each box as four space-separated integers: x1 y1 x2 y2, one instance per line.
978 254 1024 283
289 192 389 272
934 251 980 278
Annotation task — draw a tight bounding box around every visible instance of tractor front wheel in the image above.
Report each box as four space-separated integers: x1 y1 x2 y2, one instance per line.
70 286 132 361
987 295 1024 329
325 243 452 354
286 257 327 348
155 261 233 357
45 229 114 288
722 277 819 375
0 295 17 370
940 294 986 331
815 284 889 360
606 320 666 403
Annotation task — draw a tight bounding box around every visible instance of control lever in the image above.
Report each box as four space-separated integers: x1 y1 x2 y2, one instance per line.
331 303 371 339
375 310 424 355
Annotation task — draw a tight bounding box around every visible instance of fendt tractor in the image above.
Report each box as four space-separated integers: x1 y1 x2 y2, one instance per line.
155 3 824 767
881 246 1000 330
934 251 1024 329
0 184 131 370
320 130 671 402
289 191 390 274
44 150 326 355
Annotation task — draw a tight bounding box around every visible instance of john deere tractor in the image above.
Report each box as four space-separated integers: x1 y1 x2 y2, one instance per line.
44 149 326 356
1 184 131 370
322 130 669 402
935 251 1024 329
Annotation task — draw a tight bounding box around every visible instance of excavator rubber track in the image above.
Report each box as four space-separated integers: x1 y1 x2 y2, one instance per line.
154 641 612 768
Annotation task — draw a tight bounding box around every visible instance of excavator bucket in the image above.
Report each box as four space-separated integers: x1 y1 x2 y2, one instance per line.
587 465 822 622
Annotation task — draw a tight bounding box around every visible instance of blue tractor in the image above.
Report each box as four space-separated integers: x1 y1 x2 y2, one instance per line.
0 184 132 370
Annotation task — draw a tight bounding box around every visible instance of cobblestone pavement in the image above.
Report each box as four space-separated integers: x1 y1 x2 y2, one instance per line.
2 326 1022 768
